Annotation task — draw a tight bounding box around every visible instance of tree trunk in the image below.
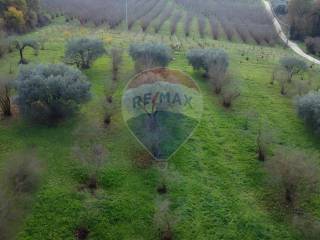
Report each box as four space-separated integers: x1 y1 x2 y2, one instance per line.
285 188 293 205
19 48 27 64
0 93 11 117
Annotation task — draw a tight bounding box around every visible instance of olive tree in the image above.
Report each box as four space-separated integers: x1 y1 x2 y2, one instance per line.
14 39 39 64
296 91 320 135
187 48 229 93
65 38 106 69
129 43 172 72
186 49 206 71
265 148 319 208
206 49 229 94
280 57 307 83
15 64 91 123
221 81 240 108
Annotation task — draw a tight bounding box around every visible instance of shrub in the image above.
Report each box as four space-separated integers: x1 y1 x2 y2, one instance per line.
305 37 320 56
110 48 123 81
72 123 108 191
14 39 39 64
65 38 106 69
0 77 11 117
265 148 319 208
221 82 240 108
206 49 229 93
16 64 91 123
280 57 307 83
129 43 172 72
296 91 320 135
3 150 42 194
186 49 206 71
294 80 311 96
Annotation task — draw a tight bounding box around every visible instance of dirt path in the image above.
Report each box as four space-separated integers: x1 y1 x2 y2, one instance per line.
263 0 320 65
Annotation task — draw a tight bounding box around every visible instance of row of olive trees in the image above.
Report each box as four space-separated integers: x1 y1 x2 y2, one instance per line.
269 56 320 237
1 40 172 124
175 0 279 45
271 56 320 138
128 0 159 30
140 0 167 32
43 0 164 29
184 13 193 37
154 5 173 34
170 12 183 36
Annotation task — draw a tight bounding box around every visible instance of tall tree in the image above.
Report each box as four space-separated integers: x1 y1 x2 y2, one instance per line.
310 0 320 37
288 0 312 40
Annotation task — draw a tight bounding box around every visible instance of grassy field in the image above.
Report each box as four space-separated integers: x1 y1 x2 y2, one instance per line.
0 17 320 240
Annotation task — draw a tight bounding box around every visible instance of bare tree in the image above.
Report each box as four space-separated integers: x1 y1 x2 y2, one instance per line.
221 81 240 108
206 50 229 94
73 143 108 193
265 148 319 209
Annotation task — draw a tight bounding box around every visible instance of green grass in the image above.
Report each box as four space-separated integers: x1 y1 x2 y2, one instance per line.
0 18 320 240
